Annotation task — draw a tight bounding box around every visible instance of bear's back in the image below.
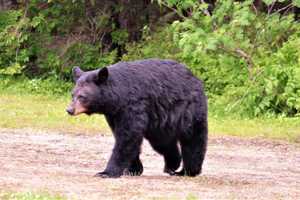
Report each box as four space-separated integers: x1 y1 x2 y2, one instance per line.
111 59 191 78
107 59 205 116
109 59 202 94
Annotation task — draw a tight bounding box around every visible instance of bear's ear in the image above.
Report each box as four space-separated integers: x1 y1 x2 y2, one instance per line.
97 67 109 84
72 66 83 82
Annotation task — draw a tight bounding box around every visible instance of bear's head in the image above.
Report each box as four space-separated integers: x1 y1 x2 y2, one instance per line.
66 66 109 116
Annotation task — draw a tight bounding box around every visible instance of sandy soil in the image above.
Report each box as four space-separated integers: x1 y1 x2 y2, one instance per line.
0 128 299 200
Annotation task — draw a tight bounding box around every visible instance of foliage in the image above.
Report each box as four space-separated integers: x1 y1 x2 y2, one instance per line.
262 0 300 7
0 1 118 78
123 27 181 61
0 9 29 74
168 0 300 117
0 9 21 30
111 29 129 46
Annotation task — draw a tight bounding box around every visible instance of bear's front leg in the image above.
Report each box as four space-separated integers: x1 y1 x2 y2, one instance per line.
95 127 143 178
95 107 147 178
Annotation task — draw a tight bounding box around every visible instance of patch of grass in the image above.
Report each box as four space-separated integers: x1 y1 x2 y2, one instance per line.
209 115 300 142
0 93 110 135
185 194 198 200
0 192 65 200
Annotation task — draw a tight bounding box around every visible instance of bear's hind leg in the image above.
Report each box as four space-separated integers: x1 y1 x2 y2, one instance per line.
149 140 181 175
124 155 143 176
178 125 207 177
163 141 181 175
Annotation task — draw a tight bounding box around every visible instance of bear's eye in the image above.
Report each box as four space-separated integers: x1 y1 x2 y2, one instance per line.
78 95 87 102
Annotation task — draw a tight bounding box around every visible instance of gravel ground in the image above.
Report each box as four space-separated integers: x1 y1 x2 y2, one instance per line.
0 128 299 200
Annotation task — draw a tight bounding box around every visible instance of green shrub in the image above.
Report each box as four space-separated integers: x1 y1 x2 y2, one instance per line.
61 42 117 74
0 1 118 78
123 27 181 61
0 10 21 30
0 10 30 74
170 0 300 117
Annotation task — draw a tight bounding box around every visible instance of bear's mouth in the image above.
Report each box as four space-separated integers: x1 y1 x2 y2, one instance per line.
73 107 87 115
67 101 87 116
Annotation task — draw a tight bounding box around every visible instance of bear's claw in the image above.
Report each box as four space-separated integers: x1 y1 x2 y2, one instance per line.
94 171 121 178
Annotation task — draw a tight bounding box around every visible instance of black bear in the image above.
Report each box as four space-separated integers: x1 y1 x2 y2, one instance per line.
66 59 208 178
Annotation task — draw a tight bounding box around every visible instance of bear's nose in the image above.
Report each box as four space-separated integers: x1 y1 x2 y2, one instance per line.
66 107 75 115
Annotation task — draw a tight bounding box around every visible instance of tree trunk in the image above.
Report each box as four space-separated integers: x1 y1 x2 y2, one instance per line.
83 0 163 58
0 0 18 10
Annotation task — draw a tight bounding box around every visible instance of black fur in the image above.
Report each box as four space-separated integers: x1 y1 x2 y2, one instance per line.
69 59 208 178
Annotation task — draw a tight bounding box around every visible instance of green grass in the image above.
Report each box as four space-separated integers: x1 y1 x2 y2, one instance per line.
209 115 300 142
0 91 299 142
0 92 110 135
0 192 65 200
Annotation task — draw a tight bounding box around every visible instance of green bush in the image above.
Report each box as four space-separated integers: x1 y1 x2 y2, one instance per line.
123 27 181 61
0 10 30 74
170 0 300 117
0 10 21 30
61 42 117 73
0 1 117 78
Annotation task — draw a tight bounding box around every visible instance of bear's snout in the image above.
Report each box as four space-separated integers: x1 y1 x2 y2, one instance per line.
66 101 87 116
66 106 75 115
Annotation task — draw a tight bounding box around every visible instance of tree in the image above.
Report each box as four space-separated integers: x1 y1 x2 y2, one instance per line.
0 0 18 10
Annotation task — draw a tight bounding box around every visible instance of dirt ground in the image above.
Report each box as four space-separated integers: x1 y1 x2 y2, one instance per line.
0 128 299 200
